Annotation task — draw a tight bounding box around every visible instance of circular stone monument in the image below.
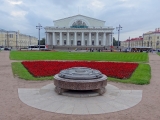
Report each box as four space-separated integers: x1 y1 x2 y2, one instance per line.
54 67 107 95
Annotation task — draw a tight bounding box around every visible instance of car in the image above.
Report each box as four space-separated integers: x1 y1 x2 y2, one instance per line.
4 47 11 51
123 48 130 52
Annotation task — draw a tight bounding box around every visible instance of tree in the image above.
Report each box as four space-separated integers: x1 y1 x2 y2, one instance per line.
39 38 45 45
113 37 121 47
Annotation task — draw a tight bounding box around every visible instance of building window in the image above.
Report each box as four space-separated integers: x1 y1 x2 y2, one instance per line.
78 34 80 36
92 41 94 45
85 34 87 36
71 40 73 45
64 40 66 45
57 40 59 45
92 34 94 36
99 41 101 45
157 36 159 39
85 40 87 45
64 34 66 36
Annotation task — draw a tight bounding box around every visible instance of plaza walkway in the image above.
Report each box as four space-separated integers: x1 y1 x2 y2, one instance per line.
0 51 160 120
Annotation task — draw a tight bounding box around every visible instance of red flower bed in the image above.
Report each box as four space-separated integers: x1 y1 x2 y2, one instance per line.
22 61 138 79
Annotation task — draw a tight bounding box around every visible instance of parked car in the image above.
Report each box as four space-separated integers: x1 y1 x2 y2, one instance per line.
0 47 4 50
123 48 130 52
4 47 11 51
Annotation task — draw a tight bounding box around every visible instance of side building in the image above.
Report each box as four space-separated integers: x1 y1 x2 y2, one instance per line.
143 28 160 50
44 14 114 49
0 29 38 48
121 36 143 48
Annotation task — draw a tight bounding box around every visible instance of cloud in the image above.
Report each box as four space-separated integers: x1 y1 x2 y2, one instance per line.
0 0 160 40
6 0 22 5
11 11 27 17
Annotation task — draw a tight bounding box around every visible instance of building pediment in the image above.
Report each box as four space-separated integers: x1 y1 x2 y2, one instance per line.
53 15 105 28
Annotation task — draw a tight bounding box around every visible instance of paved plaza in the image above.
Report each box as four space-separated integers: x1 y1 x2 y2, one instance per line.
0 51 160 120
18 84 142 115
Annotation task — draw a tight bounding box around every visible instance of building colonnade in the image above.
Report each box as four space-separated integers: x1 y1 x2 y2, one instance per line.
46 31 112 46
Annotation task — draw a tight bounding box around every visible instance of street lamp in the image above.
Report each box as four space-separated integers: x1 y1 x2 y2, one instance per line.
116 24 122 49
36 23 42 50
111 32 114 52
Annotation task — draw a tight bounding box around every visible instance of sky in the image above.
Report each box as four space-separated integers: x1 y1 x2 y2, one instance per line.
0 0 160 41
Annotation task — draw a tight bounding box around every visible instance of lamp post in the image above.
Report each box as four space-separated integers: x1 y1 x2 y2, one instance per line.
36 23 42 50
129 37 130 51
111 32 114 52
16 32 17 49
116 24 122 49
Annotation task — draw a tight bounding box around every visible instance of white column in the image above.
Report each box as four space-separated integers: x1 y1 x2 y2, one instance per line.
74 32 77 46
109 34 111 46
82 32 84 46
47 33 50 45
106 34 109 46
60 32 62 45
103 32 106 46
89 32 91 46
96 32 99 46
52 32 55 45
67 32 69 45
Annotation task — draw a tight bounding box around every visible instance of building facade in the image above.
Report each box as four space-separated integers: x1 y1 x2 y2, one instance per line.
121 28 160 50
121 36 143 48
44 15 114 49
0 29 38 48
143 28 160 49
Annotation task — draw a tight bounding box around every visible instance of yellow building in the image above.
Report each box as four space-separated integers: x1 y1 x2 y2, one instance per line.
0 29 38 48
121 36 143 48
143 28 160 50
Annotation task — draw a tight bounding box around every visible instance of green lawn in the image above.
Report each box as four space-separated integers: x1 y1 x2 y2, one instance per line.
10 51 148 62
11 62 151 85
12 62 53 81
108 64 151 85
157 52 160 56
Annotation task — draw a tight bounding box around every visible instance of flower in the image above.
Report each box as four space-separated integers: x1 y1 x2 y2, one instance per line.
22 61 138 79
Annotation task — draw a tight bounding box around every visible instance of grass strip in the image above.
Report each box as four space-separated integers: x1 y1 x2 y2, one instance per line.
10 51 148 63
11 62 53 81
108 64 151 85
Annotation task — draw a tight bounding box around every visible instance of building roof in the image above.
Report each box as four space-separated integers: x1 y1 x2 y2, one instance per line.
123 37 143 42
143 28 160 35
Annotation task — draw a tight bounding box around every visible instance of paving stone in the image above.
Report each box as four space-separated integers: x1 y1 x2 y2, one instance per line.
18 83 142 115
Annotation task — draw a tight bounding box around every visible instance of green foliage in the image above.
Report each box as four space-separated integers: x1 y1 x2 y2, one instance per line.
108 64 151 85
40 38 45 45
10 51 148 63
11 62 53 81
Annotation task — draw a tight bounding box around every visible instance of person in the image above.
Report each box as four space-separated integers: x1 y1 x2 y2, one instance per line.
90 48 91 52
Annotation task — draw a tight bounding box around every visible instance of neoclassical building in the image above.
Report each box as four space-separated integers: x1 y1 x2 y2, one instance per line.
121 36 143 48
44 15 114 49
143 28 160 49
121 28 160 50
0 29 38 48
